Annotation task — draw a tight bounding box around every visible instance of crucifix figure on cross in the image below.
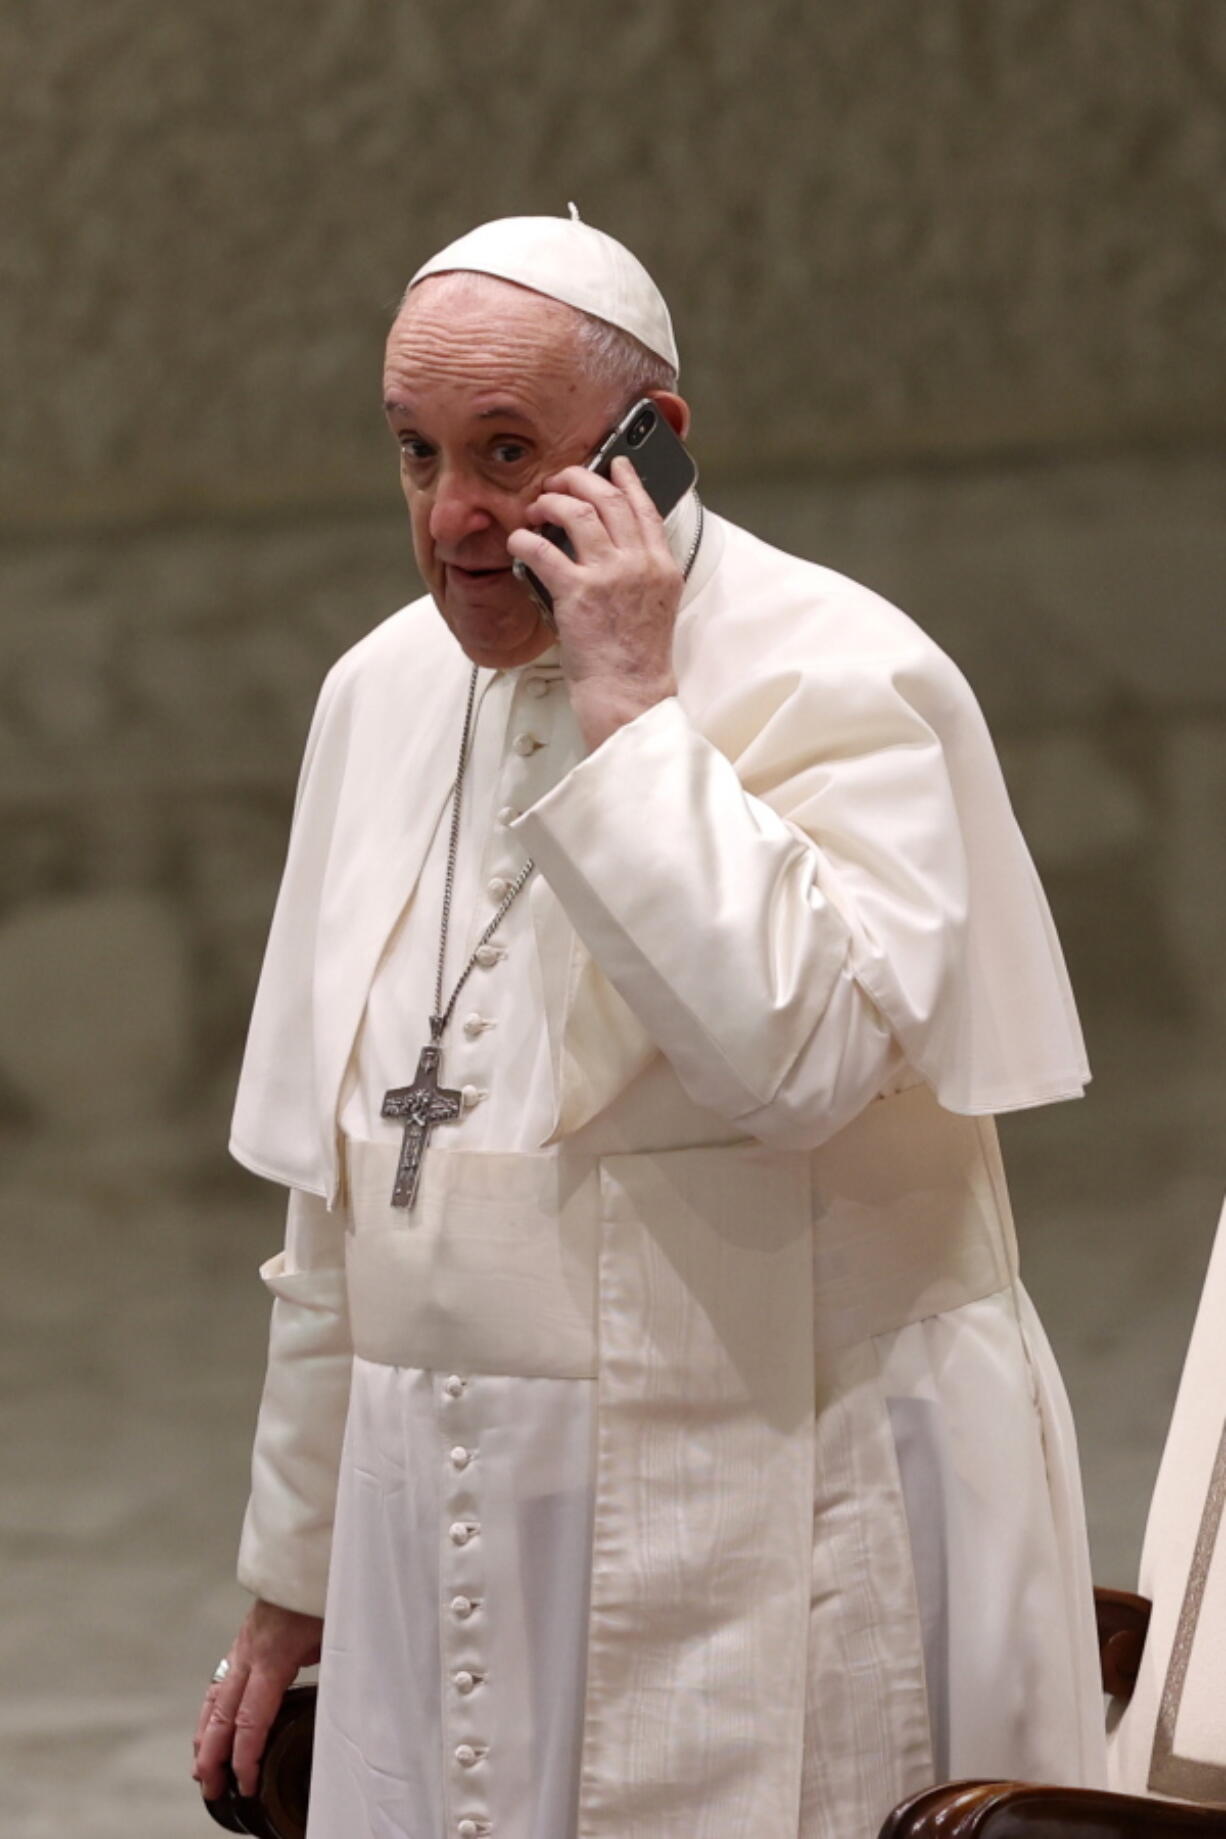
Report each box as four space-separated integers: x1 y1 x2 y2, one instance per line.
381 1039 463 1209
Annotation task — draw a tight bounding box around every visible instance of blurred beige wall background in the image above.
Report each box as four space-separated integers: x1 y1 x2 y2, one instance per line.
2 4 1224 1833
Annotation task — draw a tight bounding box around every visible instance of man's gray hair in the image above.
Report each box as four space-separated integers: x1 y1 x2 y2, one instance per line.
572 312 678 405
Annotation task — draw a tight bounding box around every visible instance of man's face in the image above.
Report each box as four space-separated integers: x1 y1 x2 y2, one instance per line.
383 274 618 669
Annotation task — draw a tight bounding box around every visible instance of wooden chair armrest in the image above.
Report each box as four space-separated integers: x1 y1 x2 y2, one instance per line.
880 1780 1226 1839
1095 1586 1153 1701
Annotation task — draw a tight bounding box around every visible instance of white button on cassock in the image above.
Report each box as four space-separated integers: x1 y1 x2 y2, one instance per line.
512 731 540 755
462 1013 489 1038
474 944 501 967
449 1520 475 1545
450 1595 475 1619
454 1669 476 1694
444 1374 466 1398
486 876 509 902
455 1743 478 1767
449 1445 472 1470
458 1821 479 1838
460 1085 484 1110
496 805 519 826
527 677 550 699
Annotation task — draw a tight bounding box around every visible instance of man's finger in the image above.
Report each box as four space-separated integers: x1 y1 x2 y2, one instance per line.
539 465 641 541
231 1668 292 1798
522 490 621 560
193 1663 250 1799
192 1684 220 1757
505 523 580 586
541 463 625 501
607 456 674 551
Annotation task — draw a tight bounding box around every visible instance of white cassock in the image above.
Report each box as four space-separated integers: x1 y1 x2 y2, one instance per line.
231 497 1108 1839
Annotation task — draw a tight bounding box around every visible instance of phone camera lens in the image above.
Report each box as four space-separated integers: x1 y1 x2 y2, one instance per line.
627 408 655 448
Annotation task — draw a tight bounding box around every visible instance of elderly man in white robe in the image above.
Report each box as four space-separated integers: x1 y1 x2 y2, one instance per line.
193 214 1108 1839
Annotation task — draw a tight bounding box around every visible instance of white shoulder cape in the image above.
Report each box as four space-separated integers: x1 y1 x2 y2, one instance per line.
230 514 1087 1203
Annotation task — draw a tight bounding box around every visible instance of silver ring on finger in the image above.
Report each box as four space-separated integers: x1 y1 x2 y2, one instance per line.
211 1657 231 1684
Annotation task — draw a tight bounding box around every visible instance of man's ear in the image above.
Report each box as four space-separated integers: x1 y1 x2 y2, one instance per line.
647 391 691 442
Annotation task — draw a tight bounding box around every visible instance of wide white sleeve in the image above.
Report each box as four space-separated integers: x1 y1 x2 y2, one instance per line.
514 696 907 1149
236 1189 352 1617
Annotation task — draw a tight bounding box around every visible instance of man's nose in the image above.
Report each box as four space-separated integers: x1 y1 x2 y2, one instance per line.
427 472 493 549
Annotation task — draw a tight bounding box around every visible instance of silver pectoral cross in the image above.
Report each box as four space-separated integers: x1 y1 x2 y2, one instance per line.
382 1037 463 1209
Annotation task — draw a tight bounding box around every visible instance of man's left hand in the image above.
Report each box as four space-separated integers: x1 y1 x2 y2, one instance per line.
506 456 683 750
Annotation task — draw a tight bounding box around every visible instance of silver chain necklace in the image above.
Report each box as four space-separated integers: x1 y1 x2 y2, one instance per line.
431 665 535 1040
380 665 531 1209
380 492 705 1210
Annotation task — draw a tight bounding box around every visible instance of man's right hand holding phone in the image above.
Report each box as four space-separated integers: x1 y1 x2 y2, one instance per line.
507 454 684 752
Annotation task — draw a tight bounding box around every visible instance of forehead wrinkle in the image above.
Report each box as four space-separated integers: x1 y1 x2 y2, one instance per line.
386 273 589 405
387 316 582 384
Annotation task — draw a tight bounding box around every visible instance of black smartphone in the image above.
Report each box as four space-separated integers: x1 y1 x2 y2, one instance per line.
511 397 698 622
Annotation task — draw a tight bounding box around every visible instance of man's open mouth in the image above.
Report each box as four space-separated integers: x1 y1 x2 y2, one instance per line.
448 563 509 579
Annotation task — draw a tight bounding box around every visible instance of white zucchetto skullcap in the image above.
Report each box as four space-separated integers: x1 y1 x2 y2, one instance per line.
408 211 679 374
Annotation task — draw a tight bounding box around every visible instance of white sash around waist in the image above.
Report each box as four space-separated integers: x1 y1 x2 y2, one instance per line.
344 1142 601 1378
341 1082 1013 1381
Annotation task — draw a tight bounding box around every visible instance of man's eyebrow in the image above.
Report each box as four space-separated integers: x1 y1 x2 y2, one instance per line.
381 400 534 426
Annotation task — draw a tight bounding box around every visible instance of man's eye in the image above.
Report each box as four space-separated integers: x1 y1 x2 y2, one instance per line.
399 438 434 463
491 442 528 465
